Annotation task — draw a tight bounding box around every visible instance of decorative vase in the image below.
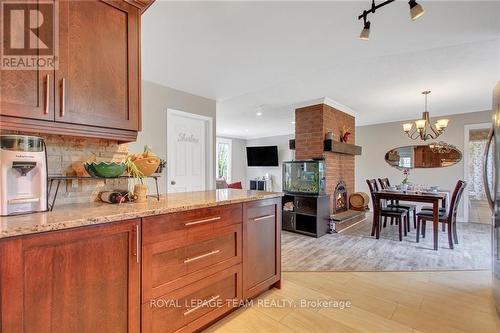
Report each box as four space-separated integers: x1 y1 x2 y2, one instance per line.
134 184 148 203
401 184 408 191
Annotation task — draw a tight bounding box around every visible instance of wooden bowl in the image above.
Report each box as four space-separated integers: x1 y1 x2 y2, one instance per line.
133 156 160 176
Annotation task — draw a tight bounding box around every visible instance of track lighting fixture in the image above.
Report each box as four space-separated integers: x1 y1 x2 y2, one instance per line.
409 0 425 20
359 19 370 40
357 0 425 40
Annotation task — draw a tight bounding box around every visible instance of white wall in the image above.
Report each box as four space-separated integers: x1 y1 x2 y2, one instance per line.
246 134 294 192
355 110 492 221
130 80 217 193
217 136 247 187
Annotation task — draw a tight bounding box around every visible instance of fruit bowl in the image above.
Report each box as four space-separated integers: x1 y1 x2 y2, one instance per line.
132 156 160 176
84 162 126 178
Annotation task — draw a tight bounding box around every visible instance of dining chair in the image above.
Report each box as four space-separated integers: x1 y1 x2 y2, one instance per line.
366 179 408 241
416 180 467 249
419 192 448 231
378 178 417 230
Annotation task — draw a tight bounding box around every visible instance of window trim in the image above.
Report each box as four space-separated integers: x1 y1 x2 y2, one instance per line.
216 137 232 183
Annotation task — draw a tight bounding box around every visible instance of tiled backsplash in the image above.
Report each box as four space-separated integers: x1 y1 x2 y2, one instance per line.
4 132 129 206
45 134 129 206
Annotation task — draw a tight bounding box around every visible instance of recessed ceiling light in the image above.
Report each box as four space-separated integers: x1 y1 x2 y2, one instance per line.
256 112 262 116
245 129 249 132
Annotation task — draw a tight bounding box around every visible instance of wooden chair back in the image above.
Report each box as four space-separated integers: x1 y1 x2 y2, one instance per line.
448 180 467 223
366 179 380 207
378 178 390 189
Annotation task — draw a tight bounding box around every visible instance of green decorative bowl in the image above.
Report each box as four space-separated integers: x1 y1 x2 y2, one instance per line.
84 162 126 178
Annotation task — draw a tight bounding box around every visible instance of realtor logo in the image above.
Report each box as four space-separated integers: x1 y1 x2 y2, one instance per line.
1 0 58 70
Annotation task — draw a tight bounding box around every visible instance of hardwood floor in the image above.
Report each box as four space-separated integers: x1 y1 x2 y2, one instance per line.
282 218 491 271
204 271 500 333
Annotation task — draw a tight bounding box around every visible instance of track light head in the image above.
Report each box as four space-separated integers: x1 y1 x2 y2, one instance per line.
359 21 371 40
409 0 425 20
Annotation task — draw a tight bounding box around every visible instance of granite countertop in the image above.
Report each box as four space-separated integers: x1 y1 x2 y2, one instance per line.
0 189 283 240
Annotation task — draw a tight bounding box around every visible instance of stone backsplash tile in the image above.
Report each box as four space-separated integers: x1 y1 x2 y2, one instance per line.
2 131 129 206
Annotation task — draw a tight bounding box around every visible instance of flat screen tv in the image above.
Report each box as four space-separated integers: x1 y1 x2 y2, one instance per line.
246 146 279 167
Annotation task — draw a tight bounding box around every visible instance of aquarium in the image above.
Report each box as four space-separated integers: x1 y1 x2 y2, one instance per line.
283 160 325 195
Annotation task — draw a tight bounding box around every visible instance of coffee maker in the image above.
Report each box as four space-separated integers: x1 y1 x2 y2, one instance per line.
0 135 47 215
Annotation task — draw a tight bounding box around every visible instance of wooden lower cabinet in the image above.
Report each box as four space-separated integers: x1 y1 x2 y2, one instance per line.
0 219 141 333
0 199 281 333
243 198 282 299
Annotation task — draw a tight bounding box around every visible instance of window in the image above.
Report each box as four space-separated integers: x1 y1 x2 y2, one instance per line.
216 138 232 182
399 157 412 168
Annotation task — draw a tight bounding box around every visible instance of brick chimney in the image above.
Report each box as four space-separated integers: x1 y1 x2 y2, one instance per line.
295 102 355 213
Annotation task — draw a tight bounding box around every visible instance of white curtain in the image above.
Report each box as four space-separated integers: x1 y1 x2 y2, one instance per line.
468 140 493 200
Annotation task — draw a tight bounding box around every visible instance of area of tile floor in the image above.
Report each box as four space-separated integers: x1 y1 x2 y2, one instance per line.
468 199 492 224
282 217 491 271
204 270 499 333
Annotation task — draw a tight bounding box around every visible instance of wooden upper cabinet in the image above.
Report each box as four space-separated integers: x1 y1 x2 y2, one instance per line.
55 0 140 131
0 0 149 141
0 0 55 121
0 69 54 120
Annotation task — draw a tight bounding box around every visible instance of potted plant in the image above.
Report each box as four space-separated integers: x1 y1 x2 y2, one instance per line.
401 168 410 191
125 156 147 203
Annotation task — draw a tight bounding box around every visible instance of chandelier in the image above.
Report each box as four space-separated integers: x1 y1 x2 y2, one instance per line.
402 91 449 141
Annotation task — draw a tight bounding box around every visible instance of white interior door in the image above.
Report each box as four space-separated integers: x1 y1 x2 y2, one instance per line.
167 110 209 193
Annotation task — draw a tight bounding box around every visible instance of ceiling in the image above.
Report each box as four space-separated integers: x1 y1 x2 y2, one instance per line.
141 1 500 139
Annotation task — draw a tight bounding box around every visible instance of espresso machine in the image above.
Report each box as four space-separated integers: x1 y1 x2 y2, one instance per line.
0 135 47 215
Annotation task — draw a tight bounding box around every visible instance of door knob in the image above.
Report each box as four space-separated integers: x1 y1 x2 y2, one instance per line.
171 181 176 185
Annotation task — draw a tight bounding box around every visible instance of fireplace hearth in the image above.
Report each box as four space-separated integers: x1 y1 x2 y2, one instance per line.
334 181 348 213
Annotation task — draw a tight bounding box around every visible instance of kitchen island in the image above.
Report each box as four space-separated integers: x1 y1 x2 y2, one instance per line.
0 189 282 333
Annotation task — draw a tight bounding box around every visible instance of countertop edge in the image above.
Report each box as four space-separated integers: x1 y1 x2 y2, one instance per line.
0 191 283 240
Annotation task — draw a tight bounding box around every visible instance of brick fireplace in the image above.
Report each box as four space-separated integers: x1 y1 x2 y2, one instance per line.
294 102 356 214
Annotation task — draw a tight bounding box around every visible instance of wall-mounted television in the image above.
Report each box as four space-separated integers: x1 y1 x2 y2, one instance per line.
246 146 279 167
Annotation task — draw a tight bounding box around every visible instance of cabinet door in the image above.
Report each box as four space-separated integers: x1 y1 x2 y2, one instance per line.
243 198 282 299
0 0 55 120
55 0 140 130
0 220 141 333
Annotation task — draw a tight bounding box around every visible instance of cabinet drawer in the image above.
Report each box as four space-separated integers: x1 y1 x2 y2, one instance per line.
142 204 242 246
142 265 241 333
143 224 242 300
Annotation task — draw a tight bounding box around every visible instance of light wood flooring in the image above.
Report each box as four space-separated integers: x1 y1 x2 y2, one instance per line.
282 218 491 271
204 270 499 333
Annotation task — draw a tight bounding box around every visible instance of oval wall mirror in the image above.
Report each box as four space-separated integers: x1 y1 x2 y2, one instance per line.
385 143 462 169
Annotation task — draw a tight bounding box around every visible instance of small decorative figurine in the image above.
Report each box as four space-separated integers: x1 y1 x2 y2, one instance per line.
340 126 351 143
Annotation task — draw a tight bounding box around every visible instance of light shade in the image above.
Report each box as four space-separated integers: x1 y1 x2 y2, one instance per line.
403 123 413 132
436 119 449 129
415 119 426 130
359 21 370 40
409 0 425 20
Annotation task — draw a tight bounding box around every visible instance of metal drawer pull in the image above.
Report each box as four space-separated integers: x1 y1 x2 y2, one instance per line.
184 249 220 263
44 74 50 115
183 295 220 316
135 224 140 264
253 214 275 222
60 77 66 117
184 216 221 226
8 197 40 204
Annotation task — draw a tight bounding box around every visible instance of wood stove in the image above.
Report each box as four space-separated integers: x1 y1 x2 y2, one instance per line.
333 181 348 213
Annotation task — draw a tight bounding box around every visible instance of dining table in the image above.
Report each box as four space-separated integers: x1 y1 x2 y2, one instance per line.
372 189 448 250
